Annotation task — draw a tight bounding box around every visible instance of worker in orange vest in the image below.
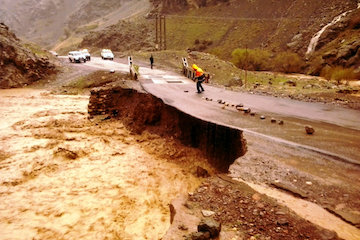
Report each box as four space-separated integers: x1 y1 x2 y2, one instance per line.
192 64 205 93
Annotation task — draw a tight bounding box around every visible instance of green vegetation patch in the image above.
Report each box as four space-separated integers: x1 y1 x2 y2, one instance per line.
166 17 229 50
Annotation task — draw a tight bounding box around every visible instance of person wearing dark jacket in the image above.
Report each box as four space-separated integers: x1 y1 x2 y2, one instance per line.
150 55 154 69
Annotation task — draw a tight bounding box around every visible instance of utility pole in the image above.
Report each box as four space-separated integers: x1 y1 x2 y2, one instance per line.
155 15 158 50
155 15 166 51
159 15 162 50
163 15 166 50
244 44 248 88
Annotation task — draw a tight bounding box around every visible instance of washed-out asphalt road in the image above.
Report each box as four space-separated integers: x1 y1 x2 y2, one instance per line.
67 57 360 164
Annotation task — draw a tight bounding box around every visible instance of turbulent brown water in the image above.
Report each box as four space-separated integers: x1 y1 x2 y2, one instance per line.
0 89 209 239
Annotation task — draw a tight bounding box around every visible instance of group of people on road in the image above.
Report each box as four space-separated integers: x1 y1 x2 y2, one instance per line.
149 54 206 93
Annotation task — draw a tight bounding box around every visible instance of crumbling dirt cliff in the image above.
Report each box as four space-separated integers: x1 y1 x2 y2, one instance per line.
0 23 56 89
88 85 247 172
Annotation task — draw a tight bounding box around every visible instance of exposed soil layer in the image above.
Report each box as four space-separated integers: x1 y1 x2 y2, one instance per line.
88 85 247 172
164 175 342 240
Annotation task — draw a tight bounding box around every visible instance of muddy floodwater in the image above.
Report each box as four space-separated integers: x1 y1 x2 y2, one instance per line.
0 89 210 239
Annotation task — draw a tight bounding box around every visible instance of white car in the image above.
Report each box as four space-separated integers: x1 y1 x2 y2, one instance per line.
81 49 91 61
101 49 114 60
49 50 58 57
68 51 86 63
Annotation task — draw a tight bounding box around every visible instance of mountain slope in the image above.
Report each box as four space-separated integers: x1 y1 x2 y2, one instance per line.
150 0 360 74
0 0 150 48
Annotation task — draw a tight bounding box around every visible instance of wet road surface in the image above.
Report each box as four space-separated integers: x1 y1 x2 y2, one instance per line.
67 57 360 164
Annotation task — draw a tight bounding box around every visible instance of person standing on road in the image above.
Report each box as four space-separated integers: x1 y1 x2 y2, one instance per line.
150 54 154 69
192 64 205 93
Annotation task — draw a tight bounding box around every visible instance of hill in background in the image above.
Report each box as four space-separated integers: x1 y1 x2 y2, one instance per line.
0 0 150 48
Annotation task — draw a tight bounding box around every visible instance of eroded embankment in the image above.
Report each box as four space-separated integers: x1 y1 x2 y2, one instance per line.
88 86 247 172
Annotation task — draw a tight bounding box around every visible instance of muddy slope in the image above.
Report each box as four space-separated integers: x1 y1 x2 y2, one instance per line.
0 23 56 89
88 85 247 172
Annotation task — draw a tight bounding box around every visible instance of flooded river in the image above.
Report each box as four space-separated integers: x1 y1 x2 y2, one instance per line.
0 89 208 239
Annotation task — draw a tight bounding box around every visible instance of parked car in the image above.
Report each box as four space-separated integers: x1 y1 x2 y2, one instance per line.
49 50 58 57
81 49 91 61
101 49 114 60
68 51 86 63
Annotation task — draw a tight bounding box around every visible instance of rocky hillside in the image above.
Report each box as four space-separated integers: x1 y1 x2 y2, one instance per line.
146 0 360 75
307 7 360 74
0 23 56 88
80 19 154 53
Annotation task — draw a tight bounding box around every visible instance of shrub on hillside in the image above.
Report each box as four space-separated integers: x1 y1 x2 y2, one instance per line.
320 66 360 83
273 52 305 73
231 48 271 71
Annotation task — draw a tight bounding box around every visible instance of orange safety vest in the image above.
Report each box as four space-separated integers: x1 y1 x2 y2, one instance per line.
196 68 204 77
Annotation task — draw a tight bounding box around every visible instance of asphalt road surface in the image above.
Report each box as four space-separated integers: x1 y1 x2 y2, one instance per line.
73 56 360 165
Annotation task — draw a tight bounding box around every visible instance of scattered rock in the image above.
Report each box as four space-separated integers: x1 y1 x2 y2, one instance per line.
276 218 289 226
271 118 276 123
197 218 221 238
305 126 315 135
260 115 266 120
285 80 297 87
187 231 211 240
236 103 244 108
252 193 261 201
278 120 284 125
244 108 251 113
101 115 111 121
319 229 337 240
178 224 188 231
201 210 215 217
197 166 210 178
